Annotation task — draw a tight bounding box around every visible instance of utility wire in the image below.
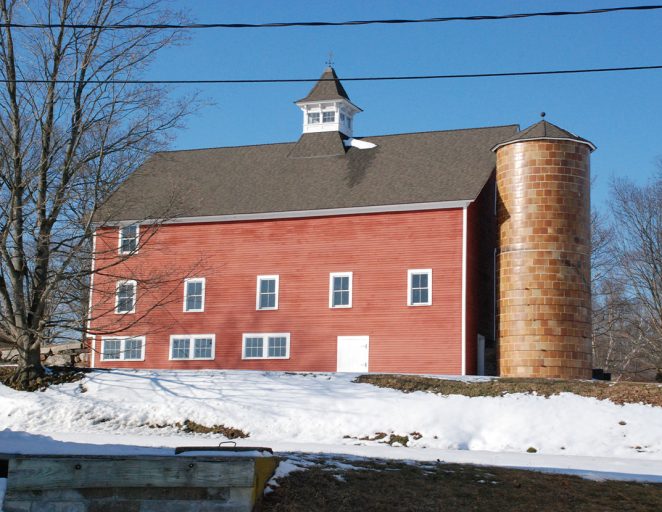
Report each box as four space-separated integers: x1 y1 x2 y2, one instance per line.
1 64 661 85
2 5 662 30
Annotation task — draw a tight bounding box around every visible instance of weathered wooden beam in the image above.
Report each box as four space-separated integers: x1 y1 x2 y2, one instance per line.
7 455 256 491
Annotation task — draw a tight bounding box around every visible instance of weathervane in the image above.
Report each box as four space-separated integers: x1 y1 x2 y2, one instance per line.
326 51 334 68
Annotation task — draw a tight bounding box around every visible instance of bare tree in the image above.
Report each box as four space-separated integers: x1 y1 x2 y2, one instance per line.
0 0 192 388
606 172 662 380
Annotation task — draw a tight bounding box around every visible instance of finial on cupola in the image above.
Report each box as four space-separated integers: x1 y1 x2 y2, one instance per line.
326 51 334 68
540 112 546 119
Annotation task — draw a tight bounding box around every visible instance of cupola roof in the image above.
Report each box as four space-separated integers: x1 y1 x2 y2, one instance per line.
491 120 596 152
296 67 359 109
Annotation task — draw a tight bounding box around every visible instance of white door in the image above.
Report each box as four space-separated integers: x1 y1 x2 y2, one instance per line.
337 336 369 372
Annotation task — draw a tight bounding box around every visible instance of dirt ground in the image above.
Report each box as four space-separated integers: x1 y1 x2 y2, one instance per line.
355 374 662 407
262 456 662 512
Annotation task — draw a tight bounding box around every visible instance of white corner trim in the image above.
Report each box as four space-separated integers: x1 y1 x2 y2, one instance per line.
461 205 468 376
100 200 472 227
88 230 97 368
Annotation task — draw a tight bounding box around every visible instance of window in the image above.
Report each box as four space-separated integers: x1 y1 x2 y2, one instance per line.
115 280 136 314
242 333 290 359
408 269 432 306
322 111 335 123
101 336 145 361
119 224 139 254
184 278 205 312
307 112 320 124
329 272 352 308
256 275 279 310
169 335 215 360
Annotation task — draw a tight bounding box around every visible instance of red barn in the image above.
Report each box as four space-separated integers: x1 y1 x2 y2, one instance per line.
89 67 594 378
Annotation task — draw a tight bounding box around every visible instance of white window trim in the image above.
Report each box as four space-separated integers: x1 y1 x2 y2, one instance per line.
407 269 432 306
100 336 145 361
329 272 353 309
183 278 206 313
115 279 136 314
256 275 279 311
118 224 140 255
242 332 291 360
168 334 216 361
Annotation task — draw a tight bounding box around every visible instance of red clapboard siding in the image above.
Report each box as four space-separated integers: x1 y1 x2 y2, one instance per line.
90 208 465 374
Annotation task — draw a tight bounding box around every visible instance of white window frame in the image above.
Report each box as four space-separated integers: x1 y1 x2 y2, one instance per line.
100 336 145 361
168 334 216 361
256 275 279 311
115 279 136 314
242 333 290 360
118 224 139 255
407 269 432 306
329 272 353 309
183 278 206 313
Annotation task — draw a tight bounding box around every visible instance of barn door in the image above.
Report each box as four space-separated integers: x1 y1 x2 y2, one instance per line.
337 336 369 372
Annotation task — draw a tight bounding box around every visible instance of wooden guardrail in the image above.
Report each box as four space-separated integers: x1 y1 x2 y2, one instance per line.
2 450 277 511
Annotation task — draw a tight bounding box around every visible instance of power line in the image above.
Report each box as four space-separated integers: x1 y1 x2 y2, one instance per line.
1 64 661 85
2 5 662 30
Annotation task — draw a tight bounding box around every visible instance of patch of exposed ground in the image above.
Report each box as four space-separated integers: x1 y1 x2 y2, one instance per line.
148 419 249 439
263 456 662 512
343 432 422 446
355 375 662 407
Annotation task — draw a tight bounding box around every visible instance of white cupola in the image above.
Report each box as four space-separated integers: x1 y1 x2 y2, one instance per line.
295 67 362 137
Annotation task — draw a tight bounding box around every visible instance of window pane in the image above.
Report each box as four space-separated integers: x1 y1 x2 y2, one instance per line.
185 281 203 311
171 338 190 359
419 274 428 288
194 338 213 359
258 278 276 309
412 289 421 304
120 225 137 253
420 289 429 304
268 337 287 358
186 295 202 311
124 338 143 360
104 339 121 360
244 337 263 358
117 283 135 313
307 112 320 124
322 111 335 123
260 293 275 309
412 274 420 288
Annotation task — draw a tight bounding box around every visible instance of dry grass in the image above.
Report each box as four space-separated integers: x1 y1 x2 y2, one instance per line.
355 375 662 407
263 457 662 512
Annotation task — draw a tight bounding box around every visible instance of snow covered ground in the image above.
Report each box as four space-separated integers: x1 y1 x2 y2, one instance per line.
1 369 662 493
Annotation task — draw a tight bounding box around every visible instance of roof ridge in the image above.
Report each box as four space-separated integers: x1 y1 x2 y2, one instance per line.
357 124 520 139
152 124 520 155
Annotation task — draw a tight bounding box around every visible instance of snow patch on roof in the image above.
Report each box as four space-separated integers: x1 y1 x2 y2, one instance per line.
343 137 377 149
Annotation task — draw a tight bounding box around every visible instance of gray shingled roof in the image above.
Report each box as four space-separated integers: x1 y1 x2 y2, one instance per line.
295 67 353 104
94 125 519 223
492 120 595 151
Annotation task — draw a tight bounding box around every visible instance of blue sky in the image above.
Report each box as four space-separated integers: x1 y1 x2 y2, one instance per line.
151 0 662 208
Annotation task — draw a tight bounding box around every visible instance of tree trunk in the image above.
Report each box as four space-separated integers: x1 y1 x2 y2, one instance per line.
9 337 45 390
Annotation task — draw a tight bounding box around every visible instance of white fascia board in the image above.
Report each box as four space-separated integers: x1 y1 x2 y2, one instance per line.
100 200 473 227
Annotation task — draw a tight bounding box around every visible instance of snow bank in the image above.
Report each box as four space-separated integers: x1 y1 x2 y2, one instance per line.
1 370 661 481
